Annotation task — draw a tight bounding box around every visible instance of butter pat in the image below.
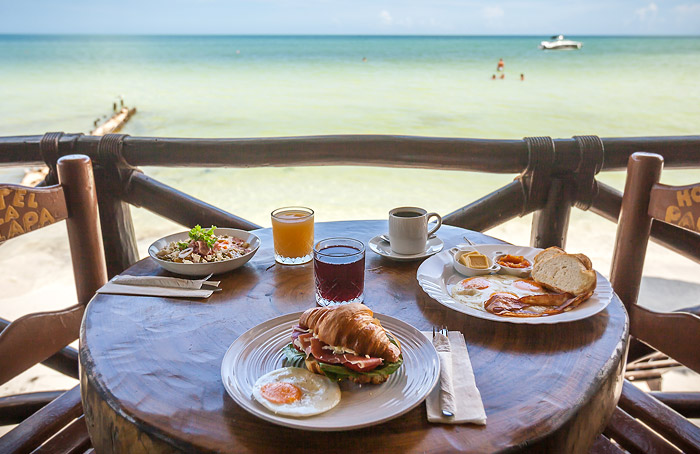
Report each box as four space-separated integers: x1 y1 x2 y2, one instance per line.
460 252 489 269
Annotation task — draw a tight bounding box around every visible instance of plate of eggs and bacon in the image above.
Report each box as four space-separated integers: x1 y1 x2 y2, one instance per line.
417 245 614 324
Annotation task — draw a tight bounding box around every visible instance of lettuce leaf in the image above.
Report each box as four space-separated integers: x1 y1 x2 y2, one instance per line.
282 343 306 368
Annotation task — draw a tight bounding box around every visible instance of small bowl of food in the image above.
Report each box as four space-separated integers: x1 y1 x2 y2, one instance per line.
449 248 500 277
148 225 260 277
494 253 532 278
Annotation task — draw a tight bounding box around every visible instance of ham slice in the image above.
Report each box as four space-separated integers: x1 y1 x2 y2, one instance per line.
294 332 314 356
341 354 383 370
293 332 384 372
310 337 343 364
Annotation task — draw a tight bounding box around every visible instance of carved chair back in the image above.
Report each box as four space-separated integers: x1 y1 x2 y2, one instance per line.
610 152 700 373
599 152 700 453
0 155 107 385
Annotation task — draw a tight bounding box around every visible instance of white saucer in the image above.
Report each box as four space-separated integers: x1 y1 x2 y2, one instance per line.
368 235 444 261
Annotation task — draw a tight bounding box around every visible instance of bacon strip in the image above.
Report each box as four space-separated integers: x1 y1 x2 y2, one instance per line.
518 293 570 306
484 292 584 318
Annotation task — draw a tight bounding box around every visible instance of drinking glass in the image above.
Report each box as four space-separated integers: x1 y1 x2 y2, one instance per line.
271 206 314 264
313 238 365 306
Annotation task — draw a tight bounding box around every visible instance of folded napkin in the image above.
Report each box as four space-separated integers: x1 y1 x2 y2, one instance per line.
422 330 487 425
96 274 220 298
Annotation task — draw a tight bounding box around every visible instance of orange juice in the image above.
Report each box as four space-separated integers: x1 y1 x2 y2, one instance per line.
271 207 314 264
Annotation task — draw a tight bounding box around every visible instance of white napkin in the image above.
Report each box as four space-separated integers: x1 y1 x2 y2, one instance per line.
422 330 487 425
111 274 218 289
96 274 219 298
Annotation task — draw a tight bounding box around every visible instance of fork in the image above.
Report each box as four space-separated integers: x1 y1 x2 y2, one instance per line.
433 325 455 418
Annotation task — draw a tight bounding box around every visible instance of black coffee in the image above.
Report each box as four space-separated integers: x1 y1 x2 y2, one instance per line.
393 211 422 218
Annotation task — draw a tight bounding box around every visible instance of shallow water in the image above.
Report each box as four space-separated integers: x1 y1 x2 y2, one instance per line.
0 35 698 235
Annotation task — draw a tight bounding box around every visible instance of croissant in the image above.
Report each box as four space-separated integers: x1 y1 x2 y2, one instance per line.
299 303 401 362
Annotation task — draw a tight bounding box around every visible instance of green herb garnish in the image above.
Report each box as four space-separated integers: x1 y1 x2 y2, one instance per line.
188 225 217 248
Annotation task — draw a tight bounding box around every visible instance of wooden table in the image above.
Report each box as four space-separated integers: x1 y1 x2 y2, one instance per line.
80 221 629 453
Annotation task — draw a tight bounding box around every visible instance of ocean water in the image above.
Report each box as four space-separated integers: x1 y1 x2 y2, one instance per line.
0 35 698 231
1 35 699 138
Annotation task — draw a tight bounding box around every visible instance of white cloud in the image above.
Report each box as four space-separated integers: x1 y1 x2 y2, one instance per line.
482 6 504 19
635 2 658 21
379 10 393 25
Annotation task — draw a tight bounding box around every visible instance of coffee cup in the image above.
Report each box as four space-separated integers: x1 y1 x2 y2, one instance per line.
388 207 442 255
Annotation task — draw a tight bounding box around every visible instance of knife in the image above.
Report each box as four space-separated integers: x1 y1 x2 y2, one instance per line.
433 330 456 418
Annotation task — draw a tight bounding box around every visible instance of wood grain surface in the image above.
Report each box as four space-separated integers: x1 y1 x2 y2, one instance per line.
80 221 629 454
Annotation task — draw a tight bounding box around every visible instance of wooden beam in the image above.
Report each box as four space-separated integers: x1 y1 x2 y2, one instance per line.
124 172 261 231
0 391 66 425
31 415 91 454
618 380 700 453
0 386 82 454
603 407 682 454
649 392 700 418
442 180 526 231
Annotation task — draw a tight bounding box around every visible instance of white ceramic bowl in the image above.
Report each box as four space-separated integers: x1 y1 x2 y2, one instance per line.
148 228 261 277
449 247 500 277
493 253 533 278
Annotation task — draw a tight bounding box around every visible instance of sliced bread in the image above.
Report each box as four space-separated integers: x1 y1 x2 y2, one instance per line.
533 246 565 264
531 247 596 296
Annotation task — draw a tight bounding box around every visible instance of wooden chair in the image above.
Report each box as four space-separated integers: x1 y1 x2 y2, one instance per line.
594 152 700 453
0 155 107 453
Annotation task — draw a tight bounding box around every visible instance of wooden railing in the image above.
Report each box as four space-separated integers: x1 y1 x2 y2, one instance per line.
1 133 699 277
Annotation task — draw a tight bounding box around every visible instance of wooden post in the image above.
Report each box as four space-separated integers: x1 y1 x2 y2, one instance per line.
610 152 663 309
94 134 139 278
530 178 575 249
57 155 108 305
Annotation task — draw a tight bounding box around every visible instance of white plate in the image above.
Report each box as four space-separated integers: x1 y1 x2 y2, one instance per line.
148 228 260 277
221 312 439 431
417 244 614 324
368 234 444 261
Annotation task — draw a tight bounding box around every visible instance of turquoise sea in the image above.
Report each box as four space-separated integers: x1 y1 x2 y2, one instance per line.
1 35 699 231
2 35 700 138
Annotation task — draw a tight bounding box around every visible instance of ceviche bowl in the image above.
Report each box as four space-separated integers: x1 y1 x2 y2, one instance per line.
148 227 261 277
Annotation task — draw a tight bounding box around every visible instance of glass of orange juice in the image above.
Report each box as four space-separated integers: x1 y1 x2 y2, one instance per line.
271 206 314 264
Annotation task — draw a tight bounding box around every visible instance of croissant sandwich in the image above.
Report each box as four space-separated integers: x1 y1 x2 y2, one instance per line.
282 303 403 384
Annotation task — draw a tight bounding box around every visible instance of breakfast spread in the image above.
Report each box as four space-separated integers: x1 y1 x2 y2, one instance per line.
156 225 252 263
283 303 403 384
252 367 341 417
450 247 596 318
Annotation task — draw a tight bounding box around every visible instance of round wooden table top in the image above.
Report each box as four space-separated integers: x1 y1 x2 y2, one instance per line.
80 221 629 454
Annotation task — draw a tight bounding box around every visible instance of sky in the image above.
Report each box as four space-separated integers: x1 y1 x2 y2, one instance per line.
0 0 699 35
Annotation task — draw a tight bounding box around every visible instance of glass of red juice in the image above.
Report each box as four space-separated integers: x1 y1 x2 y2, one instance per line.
313 238 365 307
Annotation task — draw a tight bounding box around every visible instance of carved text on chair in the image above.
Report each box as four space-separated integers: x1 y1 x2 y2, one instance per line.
0 185 67 241
649 183 700 233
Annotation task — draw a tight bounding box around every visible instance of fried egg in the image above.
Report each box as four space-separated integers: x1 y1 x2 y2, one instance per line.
450 275 548 311
252 367 341 417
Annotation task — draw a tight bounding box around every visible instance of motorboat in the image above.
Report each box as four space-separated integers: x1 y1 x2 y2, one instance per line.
539 35 582 50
